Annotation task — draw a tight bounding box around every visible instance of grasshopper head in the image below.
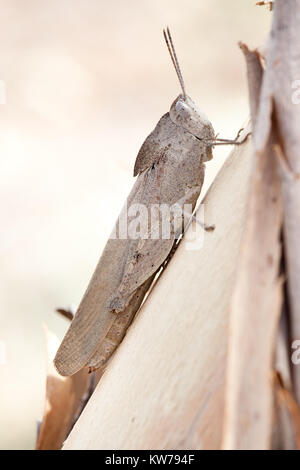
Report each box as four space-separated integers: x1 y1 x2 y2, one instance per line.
170 94 215 157
163 28 214 161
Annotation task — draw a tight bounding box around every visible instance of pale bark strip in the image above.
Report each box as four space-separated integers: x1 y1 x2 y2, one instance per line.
222 45 283 450
238 44 263 125
254 0 300 403
222 136 282 449
62 130 253 450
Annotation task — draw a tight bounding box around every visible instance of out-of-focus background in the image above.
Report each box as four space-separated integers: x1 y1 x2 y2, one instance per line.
0 0 270 449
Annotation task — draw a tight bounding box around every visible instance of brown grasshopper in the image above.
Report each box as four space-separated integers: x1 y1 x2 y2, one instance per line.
54 28 246 376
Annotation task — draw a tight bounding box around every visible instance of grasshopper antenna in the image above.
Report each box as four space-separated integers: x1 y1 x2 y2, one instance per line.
163 27 187 100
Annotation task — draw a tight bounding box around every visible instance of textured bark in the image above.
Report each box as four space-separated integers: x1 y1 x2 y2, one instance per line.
254 0 300 404
222 0 300 447
222 44 283 450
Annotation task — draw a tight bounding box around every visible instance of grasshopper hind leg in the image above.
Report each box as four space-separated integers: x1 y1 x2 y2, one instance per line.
85 274 155 371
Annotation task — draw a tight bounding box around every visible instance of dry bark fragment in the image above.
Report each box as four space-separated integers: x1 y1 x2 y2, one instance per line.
36 327 92 450
222 44 283 450
254 0 300 406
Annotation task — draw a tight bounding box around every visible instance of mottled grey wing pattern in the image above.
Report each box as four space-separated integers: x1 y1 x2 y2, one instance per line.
54 175 151 375
134 113 178 176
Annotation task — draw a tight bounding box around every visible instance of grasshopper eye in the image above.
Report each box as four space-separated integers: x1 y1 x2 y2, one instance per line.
170 95 193 124
175 98 189 114
175 100 184 112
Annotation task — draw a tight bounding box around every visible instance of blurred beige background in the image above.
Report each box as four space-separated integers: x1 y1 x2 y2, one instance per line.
0 0 270 449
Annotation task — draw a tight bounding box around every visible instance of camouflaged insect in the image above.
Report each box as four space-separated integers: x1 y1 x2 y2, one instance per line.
54 28 215 376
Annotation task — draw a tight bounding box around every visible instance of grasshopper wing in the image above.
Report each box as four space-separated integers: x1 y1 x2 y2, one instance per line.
54 113 205 375
54 175 150 376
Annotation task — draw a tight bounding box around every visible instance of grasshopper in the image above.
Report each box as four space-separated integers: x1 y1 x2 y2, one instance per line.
54 28 244 376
